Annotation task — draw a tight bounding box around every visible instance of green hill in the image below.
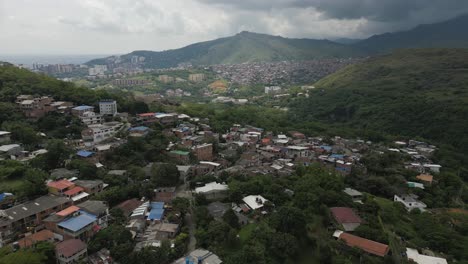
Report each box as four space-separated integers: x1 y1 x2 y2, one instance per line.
354 14 468 53
291 48 468 154
88 31 365 68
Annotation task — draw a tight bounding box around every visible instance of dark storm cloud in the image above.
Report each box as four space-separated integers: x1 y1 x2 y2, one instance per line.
198 0 468 22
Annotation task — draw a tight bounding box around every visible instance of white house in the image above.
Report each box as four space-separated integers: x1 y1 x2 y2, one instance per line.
286 146 310 159
394 194 427 212
0 131 11 144
195 182 228 200
406 248 447 264
243 195 268 210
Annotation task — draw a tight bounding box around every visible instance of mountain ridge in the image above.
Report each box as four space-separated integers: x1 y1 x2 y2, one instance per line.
87 13 468 68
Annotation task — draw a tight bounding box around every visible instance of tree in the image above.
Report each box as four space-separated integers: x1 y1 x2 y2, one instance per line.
172 197 190 217
151 163 180 186
270 206 306 237
21 168 48 198
223 209 240 229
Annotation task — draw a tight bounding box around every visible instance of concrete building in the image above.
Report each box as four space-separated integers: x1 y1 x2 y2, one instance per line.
264 86 282 94
79 111 102 126
406 248 447 264
99 100 118 116
0 131 11 144
394 194 427 212
193 143 213 161
72 105 95 117
188 73 205 82
174 249 222 264
195 182 228 200
81 122 123 144
0 195 72 246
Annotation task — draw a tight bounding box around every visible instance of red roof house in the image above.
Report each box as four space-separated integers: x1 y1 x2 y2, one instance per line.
330 207 362 231
335 231 390 257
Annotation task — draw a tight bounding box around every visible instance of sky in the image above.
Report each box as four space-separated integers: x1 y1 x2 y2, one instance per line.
1 0 468 55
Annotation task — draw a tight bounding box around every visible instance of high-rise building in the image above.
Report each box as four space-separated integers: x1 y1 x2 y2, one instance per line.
188 73 205 82
99 100 117 116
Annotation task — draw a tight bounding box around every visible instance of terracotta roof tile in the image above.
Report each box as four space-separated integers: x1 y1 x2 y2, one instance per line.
330 207 362 224
56 239 86 258
339 233 389 257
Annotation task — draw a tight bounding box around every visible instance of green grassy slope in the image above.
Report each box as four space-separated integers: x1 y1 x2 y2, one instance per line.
290 48 468 153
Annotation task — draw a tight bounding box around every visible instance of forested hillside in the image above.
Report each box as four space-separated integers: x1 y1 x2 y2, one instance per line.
291 48 468 160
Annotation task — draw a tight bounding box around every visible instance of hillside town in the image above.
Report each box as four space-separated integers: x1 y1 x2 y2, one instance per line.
0 96 452 264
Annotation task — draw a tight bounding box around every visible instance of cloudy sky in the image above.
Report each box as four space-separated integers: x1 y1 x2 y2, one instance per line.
1 0 468 55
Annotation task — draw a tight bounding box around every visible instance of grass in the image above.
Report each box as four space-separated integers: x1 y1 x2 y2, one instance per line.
238 223 256 243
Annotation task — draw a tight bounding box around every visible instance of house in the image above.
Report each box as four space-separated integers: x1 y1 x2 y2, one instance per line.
17 96 55 118
147 202 165 222
423 164 442 173
128 126 150 137
75 180 105 194
333 230 390 257
16 229 55 248
0 195 72 246
77 200 109 229
155 113 178 126
394 194 427 212
416 174 433 185
174 249 222 264
50 168 79 180
0 144 22 159
0 131 11 144
286 146 310 159
168 150 190 164
47 179 75 196
44 208 99 241
55 239 88 264
242 195 268 211
407 182 425 189
89 248 113 264
195 182 228 200
343 188 363 203
330 207 362 231
115 199 144 218
406 248 447 264
154 187 176 203
76 150 95 159
64 186 89 203
72 105 95 116
0 193 14 209
154 222 180 239
193 143 213 161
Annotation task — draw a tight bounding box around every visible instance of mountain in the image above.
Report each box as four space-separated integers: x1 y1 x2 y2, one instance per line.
354 14 468 52
331 38 362 45
87 31 365 68
290 48 468 154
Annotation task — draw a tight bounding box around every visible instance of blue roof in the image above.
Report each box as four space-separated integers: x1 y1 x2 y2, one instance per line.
330 154 344 159
320 145 332 151
72 105 94 111
129 126 150 132
0 193 12 202
151 202 164 209
147 208 164 221
77 150 95 158
58 211 97 232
